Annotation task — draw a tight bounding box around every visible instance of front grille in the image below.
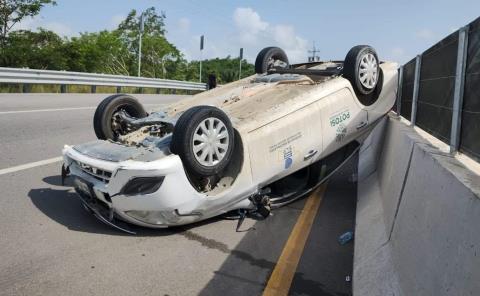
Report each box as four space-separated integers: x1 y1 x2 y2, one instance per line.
75 160 112 183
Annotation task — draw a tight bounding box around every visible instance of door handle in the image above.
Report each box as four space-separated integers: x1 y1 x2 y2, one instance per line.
356 121 368 130
304 150 318 161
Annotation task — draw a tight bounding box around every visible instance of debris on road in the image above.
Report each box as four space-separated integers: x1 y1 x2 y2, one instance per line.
338 231 354 245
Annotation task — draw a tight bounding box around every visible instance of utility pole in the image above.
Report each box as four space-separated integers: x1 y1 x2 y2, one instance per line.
308 41 320 62
137 13 144 77
199 35 204 82
239 48 243 80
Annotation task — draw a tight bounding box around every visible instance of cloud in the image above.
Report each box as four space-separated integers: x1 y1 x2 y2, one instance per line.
166 7 308 63
233 7 268 44
415 28 435 40
14 16 75 37
177 17 191 32
232 7 308 63
271 24 308 62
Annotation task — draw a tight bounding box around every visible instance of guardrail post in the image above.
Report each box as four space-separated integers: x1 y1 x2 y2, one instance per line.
22 84 30 93
91 85 96 93
60 84 67 93
116 86 121 93
172 89 176 95
450 26 469 153
396 66 404 117
410 54 422 126
156 88 161 94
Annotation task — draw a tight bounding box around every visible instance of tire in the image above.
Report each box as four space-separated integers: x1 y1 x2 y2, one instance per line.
343 45 382 105
171 106 235 177
93 94 147 140
255 47 289 74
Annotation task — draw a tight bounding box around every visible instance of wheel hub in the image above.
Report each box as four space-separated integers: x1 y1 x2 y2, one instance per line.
359 53 378 89
192 117 229 167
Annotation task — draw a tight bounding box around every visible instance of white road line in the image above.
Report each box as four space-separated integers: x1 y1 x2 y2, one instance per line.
0 107 95 114
0 156 63 176
0 103 166 115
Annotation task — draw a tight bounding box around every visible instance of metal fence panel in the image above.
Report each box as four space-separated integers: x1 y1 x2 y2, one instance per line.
393 66 403 114
415 31 459 143
400 58 416 120
460 17 480 160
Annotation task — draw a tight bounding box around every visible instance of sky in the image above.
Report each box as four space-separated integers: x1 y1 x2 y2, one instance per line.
15 0 480 64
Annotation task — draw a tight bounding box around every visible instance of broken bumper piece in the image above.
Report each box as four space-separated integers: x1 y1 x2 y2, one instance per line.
73 177 137 235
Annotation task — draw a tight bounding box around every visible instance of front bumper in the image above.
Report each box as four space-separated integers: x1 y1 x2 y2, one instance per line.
62 145 207 230
73 177 137 234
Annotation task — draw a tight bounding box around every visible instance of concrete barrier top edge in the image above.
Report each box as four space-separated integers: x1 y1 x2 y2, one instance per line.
390 115 480 199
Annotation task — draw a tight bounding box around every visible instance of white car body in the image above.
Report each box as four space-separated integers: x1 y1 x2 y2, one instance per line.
62 61 398 231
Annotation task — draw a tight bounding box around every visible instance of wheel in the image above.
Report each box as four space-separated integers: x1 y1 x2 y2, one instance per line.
255 47 289 74
171 106 235 177
343 45 383 105
93 94 147 140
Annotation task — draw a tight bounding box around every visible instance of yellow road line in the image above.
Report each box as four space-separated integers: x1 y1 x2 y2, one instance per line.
263 183 328 296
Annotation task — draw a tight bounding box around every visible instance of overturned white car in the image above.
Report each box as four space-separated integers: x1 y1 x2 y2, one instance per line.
62 45 398 233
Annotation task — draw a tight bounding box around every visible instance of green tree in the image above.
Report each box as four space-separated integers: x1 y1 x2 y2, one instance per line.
141 35 184 79
0 29 66 69
188 57 255 84
117 7 166 43
0 4 257 84
0 0 56 46
116 7 185 78
65 30 131 75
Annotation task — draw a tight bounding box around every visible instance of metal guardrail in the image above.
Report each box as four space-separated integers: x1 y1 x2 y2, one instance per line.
0 67 206 92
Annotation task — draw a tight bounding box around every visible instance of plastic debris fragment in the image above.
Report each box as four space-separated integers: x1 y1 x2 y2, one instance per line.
338 231 354 245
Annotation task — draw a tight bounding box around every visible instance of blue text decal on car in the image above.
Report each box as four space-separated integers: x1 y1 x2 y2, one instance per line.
284 146 293 169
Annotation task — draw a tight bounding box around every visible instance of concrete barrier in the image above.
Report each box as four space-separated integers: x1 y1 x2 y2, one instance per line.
354 114 480 295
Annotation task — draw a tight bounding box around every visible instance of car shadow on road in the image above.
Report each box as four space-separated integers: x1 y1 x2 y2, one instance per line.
29 174 226 237
42 175 73 187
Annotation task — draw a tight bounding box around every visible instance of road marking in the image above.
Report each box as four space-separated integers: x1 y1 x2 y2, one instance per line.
263 183 327 296
0 103 166 115
0 107 95 114
0 156 63 176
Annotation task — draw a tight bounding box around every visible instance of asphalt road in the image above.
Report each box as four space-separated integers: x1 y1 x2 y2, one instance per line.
0 94 185 169
0 93 357 296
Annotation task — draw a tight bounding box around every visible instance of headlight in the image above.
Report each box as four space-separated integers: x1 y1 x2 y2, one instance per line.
121 176 164 196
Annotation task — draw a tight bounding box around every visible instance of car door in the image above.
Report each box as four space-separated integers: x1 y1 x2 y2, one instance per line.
318 87 368 157
247 102 323 186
